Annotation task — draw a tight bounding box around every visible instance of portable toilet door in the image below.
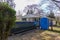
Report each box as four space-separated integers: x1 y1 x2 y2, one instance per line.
40 17 49 30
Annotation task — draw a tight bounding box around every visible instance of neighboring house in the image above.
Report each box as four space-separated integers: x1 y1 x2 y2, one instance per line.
54 11 60 20
22 14 40 22
0 0 15 9
16 13 41 22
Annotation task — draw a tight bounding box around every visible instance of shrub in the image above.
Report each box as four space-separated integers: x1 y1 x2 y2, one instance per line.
0 2 16 40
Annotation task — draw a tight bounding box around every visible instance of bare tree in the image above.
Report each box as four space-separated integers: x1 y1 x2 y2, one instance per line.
52 0 60 9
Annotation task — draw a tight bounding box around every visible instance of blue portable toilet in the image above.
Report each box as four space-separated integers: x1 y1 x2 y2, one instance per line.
40 17 49 30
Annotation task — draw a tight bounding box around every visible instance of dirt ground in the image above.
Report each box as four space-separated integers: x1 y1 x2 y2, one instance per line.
8 27 60 40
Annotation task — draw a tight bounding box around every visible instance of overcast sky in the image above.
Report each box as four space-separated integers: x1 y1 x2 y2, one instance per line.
14 0 60 16
14 0 40 11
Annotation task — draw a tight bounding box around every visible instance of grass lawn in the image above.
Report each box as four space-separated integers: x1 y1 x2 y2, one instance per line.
48 26 60 33
40 26 60 40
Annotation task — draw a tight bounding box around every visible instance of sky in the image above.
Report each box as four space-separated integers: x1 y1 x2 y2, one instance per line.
14 0 60 16
14 0 40 11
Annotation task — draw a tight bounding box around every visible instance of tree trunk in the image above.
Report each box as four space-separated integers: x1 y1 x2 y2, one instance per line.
56 21 57 26
51 20 53 30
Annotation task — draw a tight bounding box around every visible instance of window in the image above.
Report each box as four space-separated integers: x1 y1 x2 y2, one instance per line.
22 18 26 21
34 18 39 21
